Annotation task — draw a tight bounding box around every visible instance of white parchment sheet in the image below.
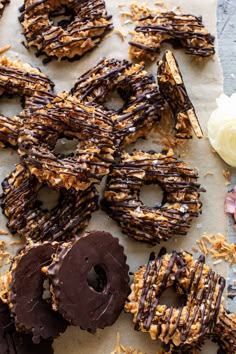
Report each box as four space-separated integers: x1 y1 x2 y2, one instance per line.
0 0 228 353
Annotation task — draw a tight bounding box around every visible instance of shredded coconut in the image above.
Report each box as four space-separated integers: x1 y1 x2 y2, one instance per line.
196 233 236 266
111 332 145 354
0 241 11 268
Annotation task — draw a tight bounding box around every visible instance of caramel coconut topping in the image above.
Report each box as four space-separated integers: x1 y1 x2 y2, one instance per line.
17 92 115 191
0 56 54 148
71 57 164 148
19 0 113 62
0 164 98 242
125 249 225 347
158 50 203 140
102 149 203 244
129 11 215 61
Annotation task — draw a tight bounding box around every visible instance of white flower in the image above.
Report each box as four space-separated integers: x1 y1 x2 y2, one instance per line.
208 93 236 167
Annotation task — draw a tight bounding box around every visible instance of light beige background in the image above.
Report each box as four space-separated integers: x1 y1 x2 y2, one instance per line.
0 0 227 352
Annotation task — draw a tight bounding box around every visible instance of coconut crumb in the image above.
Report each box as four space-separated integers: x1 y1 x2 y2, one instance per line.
191 247 199 253
151 108 186 150
213 259 223 265
114 28 127 41
155 1 164 6
0 241 11 268
196 233 236 266
0 44 11 55
120 2 161 25
0 271 11 303
118 3 126 7
223 169 231 181
204 172 213 177
10 239 24 245
0 229 8 235
111 332 145 354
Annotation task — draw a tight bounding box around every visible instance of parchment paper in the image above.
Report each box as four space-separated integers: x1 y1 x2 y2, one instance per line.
0 0 228 353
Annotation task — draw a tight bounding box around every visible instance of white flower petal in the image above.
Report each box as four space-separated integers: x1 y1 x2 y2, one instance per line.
208 93 236 166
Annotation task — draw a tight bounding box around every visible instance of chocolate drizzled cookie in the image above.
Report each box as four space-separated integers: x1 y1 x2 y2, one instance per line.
129 11 215 61
17 92 115 191
9 242 68 344
19 0 113 62
0 56 54 148
214 310 236 353
125 249 225 347
101 149 203 244
43 231 130 333
158 50 203 140
0 164 98 242
71 57 164 147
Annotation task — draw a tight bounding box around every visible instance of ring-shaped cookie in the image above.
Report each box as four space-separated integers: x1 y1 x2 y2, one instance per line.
0 56 54 148
44 231 130 333
9 242 68 344
125 249 225 347
0 299 54 353
0 163 99 242
19 0 113 62
17 92 115 190
129 11 215 61
71 57 164 148
101 149 203 244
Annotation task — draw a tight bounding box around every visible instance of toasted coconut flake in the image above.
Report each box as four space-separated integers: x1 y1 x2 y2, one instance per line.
223 169 231 181
10 240 25 245
0 44 11 55
0 241 11 268
213 259 223 265
114 28 127 41
204 172 214 177
0 229 8 235
111 332 145 354
196 233 236 265
0 271 11 303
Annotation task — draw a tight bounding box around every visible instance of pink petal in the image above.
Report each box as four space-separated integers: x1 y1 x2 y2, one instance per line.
225 190 236 214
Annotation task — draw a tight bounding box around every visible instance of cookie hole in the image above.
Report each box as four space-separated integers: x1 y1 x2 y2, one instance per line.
37 186 59 211
87 264 107 293
0 95 23 117
104 90 125 112
158 287 186 308
50 6 75 29
199 339 221 353
140 184 164 208
54 138 79 156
